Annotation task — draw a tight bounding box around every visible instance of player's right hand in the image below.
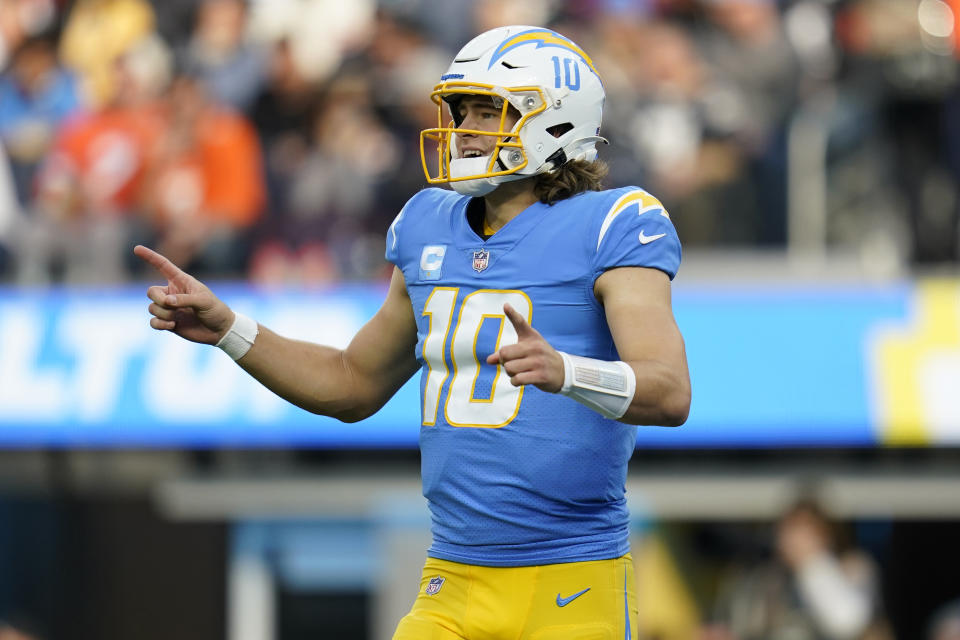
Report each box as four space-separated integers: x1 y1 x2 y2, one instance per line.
134 245 235 345
486 303 565 393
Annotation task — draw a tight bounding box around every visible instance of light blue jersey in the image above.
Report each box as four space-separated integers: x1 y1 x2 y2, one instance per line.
386 186 681 567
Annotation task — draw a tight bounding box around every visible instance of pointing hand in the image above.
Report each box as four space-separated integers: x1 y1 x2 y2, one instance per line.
133 245 234 345
486 303 565 393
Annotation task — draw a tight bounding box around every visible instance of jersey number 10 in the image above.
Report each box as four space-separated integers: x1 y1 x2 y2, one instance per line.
421 288 532 428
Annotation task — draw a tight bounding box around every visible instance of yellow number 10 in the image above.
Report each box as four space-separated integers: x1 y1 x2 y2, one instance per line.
421 288 532 428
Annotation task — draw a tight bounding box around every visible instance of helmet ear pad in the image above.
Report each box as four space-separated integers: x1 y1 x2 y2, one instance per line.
517 111 597 173
505 82 604 175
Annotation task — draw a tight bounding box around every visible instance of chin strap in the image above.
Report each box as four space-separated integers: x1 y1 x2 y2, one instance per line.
448 154 526 197
450 176 500 197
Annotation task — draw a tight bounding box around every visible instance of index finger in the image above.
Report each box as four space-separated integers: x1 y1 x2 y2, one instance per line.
503 303 533 337
134 245 185 281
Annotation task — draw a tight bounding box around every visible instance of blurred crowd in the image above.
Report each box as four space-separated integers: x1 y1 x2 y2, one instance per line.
1 0 959 285
630 495 960 640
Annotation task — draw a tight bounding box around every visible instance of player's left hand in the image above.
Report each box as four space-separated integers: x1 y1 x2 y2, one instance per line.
486 303 565 393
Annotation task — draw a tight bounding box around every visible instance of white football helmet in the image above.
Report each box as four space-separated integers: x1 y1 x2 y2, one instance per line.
420 25 606 197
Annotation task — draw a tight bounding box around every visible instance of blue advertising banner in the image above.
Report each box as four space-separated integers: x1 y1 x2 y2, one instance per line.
0 280 957 448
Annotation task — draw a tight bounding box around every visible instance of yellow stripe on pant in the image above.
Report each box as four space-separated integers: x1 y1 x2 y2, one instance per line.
392 554 637 640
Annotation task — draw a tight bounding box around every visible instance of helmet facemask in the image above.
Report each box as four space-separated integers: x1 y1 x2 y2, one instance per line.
420 83 548 196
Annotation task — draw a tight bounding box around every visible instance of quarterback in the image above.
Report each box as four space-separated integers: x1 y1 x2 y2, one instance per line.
136 25 690 639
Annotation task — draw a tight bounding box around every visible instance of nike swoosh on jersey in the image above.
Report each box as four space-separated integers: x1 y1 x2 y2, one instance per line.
556 587 591 607
638 230 666 245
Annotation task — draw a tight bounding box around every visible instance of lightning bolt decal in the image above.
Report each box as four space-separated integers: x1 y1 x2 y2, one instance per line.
488 28 599 76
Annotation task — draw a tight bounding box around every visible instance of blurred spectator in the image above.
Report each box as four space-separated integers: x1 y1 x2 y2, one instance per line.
698 0 799 151
250 76 396 283
146 0 198 51
704 498 890 640
20 34 170 283
251 37 323 224
353 11 447 215
0 34 82 205
59 0 155 108
363 10 449 134
0 0 57 70
829 0 959 265
695 0 800 246
180 0 267 112
288 84 398 219
140 74 265 275
247 0 374 84
472 0 559 32
377 0 474 52
929 600 960 640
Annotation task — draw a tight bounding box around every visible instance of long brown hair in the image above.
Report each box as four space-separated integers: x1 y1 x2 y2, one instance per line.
533 159 609 205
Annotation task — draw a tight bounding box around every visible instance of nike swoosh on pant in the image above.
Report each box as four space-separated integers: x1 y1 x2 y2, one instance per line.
555 587 590 607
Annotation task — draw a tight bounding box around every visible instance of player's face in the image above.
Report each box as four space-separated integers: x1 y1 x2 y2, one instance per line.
455 96 520 159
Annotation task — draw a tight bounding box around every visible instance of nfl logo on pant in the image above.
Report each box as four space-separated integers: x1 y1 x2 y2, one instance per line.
472 249 489 272
425 576 445 595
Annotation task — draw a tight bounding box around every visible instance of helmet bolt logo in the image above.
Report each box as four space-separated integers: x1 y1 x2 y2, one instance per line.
509 151 522 164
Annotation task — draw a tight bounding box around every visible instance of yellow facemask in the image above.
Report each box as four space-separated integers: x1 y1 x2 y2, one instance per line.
419 81 548 186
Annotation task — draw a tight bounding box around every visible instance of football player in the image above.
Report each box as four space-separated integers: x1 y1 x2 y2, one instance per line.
136 25 690 639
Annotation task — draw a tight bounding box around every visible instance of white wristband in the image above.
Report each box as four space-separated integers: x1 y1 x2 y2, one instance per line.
557 351 636 419
216 312 259 361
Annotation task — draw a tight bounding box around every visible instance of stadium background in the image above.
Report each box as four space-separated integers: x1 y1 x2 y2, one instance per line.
2 0 960 638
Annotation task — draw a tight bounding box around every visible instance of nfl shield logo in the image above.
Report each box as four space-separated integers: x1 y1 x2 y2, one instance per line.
472 249 490 273
425 576 445 595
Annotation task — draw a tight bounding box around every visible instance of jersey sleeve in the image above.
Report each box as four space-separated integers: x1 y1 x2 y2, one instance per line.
592 188 682 280
386 188 460 269
385 196 414 267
